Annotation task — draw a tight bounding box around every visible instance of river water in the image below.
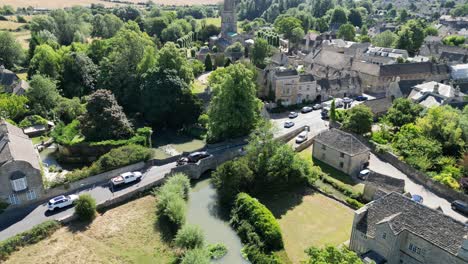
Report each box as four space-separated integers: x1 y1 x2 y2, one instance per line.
186 178 250 264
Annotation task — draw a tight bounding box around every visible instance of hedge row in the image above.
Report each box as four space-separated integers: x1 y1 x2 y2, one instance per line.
346 198 364 210
49 144 152 187
230 193 283 251
155 173 191 232
18 115 48 128
0 220 60 261
319 174 362 200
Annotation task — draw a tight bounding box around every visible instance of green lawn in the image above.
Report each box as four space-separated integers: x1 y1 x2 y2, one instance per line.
191 79 206 94
259 188 354 264
31 136 50 145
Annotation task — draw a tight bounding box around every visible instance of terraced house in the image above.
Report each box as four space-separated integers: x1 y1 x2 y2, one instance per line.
0 120 44 206
350 192 468 264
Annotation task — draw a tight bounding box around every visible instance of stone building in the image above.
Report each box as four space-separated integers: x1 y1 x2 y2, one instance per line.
0 120 44 206
269 69 318 106
439 15 468 30
350 192 468 264
408 81 466 108
313 129 370 176
0 65 29 95
362 172 405 202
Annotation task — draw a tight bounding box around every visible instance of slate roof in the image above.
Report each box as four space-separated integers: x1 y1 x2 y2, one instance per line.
362 98 393 116
299 74 314 82
275 69 298 77
365 172 405 194
0 67 18 87
0 120 40 171
314 129 369 156
357 192 467 255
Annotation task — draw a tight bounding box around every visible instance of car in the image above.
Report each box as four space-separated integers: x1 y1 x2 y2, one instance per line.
342 97 354 104
47 194 79 211
312 104 322 110
111 171 142 187
284 121 295 128
411 194 424 204
321 108 329 119
356 95 368 101
358 169 370 180
177 151 211 166
301 106 313 113
295 131 308 144
288 112 298 119
335 99 344 108
451 200 468 215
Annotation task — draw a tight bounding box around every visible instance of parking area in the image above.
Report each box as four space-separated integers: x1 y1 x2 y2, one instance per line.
270 108 328 138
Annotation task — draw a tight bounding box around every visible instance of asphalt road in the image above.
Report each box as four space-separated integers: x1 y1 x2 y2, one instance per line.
270 108 328 138
0 163 174 241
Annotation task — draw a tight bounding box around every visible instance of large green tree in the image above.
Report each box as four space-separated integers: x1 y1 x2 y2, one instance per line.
337 23 356 41
92 13 123 38
304 246 362 264
207 63 262 142
27 75 61 117
0 94 28 121
251 38 270 67
156 42 194 84
348 8 363 27
28 44 62 79
342 105 373 135
330 7 348 25
61 52 99 98
274 16 302 40
0 31 24 68
372 30 397 48
386 98 423 127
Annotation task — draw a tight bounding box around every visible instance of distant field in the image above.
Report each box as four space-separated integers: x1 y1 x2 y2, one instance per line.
2 0 219 9
0 20 26 30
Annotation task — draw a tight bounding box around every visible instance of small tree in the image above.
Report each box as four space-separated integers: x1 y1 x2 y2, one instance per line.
74 194 97 221
204 54 213 71
174 225 205 250
181 248 211 264
342 105 374 135
330 99 336 121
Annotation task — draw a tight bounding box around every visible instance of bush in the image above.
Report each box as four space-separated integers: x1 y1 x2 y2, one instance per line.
74 194 97 221
181 248 211 264
230 193 283 251
18 115 48 128
241 245 282 264
50 120 83 145
0 220 60 261
174 225 205 250
346 198 364 209
319 174 361 200
207 243 228 260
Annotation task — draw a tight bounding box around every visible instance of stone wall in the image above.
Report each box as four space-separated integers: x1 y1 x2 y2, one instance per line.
276 125 307 143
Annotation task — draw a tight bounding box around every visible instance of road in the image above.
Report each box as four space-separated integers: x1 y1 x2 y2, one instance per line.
270 108 328 138
0 162 175 241
368 154 467 223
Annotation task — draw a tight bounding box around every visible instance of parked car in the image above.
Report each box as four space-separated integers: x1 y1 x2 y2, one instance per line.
335 98 344 108
301 106 313 113
288 112 298 119
356 95 368 101
321 108 329 119
358 169 370 180
313 104 322 110
411 194 424 204
295 131 308 144
342 97 354 104
47 195 79 211
451 200 468 215
111 171 142 187
284 121 295 128
177 151 211 166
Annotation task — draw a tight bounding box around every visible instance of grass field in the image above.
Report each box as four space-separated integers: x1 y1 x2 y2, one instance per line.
0 20 26 31
4 196 176 264
3 0 219 9
260 189 354 264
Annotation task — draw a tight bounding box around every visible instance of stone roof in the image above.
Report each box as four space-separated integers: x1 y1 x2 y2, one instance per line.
357 192 467 255
314 129 369 156
379 62 434 76
299 74 314 82
313 49 351 69
365 172 405 194
410 81 458 99
275 69 298 77
362 97 393 116
0 67 18 87
0 120 40 171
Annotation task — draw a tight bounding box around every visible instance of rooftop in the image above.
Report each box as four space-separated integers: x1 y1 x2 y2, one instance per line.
357 192 467 255
365 172 405 194
314 129 369 156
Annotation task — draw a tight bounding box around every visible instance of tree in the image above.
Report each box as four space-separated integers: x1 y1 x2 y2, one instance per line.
330 7 348 25
386 98 423 127
251 38 269 67
425 26 438 36
53 97 85 124
80 89 134 141
0 31 24 68
337 24 356 41
342 105 373 135
451 3 468 17
304 246 362 264
174 225 205 250
61 52 99 98
92 14 123 38
28 44 62 79
399 9 409 22
204 54 213 72
330 99 336 121
156 42 194 84
312 0 335 17
274 16 302 39
372 30 397 48
442 35 466 46
140 68 201 128
74 194 97 221
396 20 426 55
395 26 414 53
27 75 60 117
181 248 211 264
144 16 169 37
212 158 254 205
207 64 261 142
0 94 28 121
290 27 305 49
348 8 363 27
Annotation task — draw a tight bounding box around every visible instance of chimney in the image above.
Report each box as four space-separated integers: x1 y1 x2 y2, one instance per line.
454 85 460 97
0 65 4 73
433 83 439 94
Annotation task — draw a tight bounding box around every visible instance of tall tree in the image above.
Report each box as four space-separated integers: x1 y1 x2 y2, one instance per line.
338 24 356 41
330 7 348 25
251 38 270 67
156 42 194 84
372 30 397 48
28 44 62 79
386 98 423 127
80 89 133 141
342 105 373 135
61 52 99 98
207 64 262 142
0 31 24 68
348 8 363 27
204 53 213 71
27 75 61 117
92 13 123 38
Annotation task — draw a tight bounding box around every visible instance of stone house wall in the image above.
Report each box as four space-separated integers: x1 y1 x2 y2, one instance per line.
312 141 369 176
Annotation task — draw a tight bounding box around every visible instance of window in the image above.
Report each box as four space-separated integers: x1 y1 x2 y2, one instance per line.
8 194 19 205
408 243 422 255
321 145 326 150
340 152 345 158
26 190 37 200
382 232 387 239
11 178 27 192
339 162 344 168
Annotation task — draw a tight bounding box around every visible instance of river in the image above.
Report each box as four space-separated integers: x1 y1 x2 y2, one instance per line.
186 178 249 264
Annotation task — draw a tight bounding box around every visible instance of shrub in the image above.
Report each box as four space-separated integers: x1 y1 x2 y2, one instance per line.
74 194 97 221
18 115 48 128
319 174 361 200
346 198 364 209
50 120 83 145
0 220 60 261
181 248 211 264
241 245 282 264
230 193 283 251
174 225 205 250
207 243 228 260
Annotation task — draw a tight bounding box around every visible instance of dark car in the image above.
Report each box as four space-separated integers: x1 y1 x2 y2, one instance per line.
451 200 468 215
356 95 368 101
177 151 210 166
284 121 295 128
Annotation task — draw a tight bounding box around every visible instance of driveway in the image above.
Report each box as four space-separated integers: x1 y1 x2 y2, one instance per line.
368 154 467 223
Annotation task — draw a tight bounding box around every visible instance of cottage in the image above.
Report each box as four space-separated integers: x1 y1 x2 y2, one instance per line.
269 68 319 106
350 192 468 264
0 65 29 95
313 129 370 176
362 97 393 118
408 81 465 108
0 120 44 206
362 172 405 202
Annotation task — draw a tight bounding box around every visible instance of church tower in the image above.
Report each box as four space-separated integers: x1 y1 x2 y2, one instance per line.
221 0 237 38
